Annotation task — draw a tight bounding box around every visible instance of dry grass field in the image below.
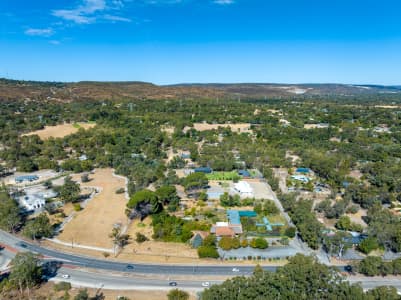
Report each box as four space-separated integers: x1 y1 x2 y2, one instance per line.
190 123 252 133
58 168 128 249
23 122 95 139
32 282 196 300
121 218 199 261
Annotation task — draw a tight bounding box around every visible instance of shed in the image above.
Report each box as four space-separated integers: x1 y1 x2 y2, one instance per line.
15 175 39 183
234 181 253 197
238 170 251 177
296 168 310 174
190 231 210 248
194 167 213 174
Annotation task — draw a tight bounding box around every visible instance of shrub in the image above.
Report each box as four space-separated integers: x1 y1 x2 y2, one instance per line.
232 237 241 249
241 239 249 248
219 237 234 250
250 237 268 249
357 256 383 276
116 187 125 194
135 232 149 243
358 237 379 254
167 289 189 300
285 226 296 238
54 281 72 292
198 246 219 258
73 203 82 212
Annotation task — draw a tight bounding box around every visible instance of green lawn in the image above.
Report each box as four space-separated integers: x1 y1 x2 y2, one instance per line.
206 171 241 181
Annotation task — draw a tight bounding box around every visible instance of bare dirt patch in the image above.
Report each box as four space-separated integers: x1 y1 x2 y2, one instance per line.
349 169 363 180
374 105 401 109
161 125 175 137
346 209 368 227
57 168 128 249
23 122 95 139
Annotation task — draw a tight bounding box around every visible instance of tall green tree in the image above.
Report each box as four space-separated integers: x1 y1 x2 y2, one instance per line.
23 213 53 240
58 176 80 203
9 252 42 291
0 192 21 232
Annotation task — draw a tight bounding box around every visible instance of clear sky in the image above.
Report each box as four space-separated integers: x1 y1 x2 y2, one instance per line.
1 0 401 84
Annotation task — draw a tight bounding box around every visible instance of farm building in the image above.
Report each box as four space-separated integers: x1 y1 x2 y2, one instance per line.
190 231 210 248
19 194 45 211
233 181 253 197
211 221 243 237
15 175 39 183
194 167 213 174
18 190 57 212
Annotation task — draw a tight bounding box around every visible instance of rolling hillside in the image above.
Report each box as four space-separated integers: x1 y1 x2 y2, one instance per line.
1 78 400 102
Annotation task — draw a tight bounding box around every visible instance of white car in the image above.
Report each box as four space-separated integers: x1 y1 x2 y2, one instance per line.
202 282 210 287
232 268 240 272
61 274 70 279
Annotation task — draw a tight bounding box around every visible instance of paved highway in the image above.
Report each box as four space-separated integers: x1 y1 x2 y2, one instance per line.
3 229 401 293
0 230 276 276
51 267 222 291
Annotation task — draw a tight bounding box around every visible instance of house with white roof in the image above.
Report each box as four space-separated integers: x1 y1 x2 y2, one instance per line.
233 181 253 197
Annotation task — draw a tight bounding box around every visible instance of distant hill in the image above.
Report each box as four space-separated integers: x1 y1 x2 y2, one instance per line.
172 83 401 97
1 78 400 102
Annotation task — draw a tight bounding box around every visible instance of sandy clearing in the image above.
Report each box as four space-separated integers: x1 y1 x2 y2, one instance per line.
346 209 368 227
161 125 175 137
57 168 128 249
304 124 329 129
23 122 95 139
374 105 401 109
349 170 363 180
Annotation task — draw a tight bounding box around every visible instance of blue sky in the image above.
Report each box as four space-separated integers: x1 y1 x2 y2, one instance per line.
1 0 401 84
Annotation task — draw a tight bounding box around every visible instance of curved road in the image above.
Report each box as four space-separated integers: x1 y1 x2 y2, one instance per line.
2 230 400 293
0 230 277 276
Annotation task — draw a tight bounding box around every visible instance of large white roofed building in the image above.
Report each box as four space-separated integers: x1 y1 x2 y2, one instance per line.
233 181 253 197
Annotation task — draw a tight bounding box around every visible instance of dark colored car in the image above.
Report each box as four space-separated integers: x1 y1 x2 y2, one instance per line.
126 265 134 270
344 265 354 274
169 281 178 286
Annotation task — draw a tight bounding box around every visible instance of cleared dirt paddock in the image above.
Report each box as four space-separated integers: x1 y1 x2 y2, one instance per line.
188 123 252 133
58 168 128 249
121 218 199 261
23 122 95 139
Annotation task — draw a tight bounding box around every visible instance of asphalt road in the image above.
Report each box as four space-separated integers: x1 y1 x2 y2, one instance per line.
0 230 276 276
51 267 222 291
3 230 401 293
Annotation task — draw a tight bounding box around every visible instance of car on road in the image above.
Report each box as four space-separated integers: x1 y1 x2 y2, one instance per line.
19 243 28 248
232 268 240 272
344 265 355 274
61 274 70 279
169 281 178 286
126 265 134 270
202 282 210 287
